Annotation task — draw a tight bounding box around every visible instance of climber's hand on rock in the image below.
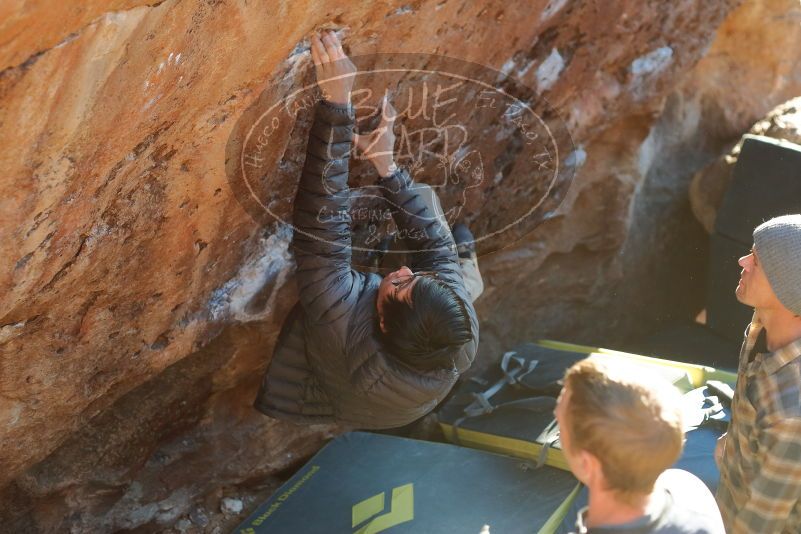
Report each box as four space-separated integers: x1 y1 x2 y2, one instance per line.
311 31 356 106
354 97 397 177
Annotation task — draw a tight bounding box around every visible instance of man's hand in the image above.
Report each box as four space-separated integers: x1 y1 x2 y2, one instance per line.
311 31 356 106
355 97 397 177
715 432 727 468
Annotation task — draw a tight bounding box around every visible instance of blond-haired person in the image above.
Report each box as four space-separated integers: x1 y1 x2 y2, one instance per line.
555 359 724 534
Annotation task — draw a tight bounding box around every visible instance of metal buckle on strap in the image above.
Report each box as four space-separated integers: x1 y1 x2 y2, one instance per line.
535 418 561 469
452 351 543 446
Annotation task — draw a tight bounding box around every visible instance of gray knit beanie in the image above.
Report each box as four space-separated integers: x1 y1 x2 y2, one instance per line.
753 214 801 315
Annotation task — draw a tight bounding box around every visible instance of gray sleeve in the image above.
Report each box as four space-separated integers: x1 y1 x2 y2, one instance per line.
292 101 360 325
377 168 462 287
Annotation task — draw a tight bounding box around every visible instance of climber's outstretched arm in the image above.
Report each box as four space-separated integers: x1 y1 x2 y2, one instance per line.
292 32 359 324
357 100 460 276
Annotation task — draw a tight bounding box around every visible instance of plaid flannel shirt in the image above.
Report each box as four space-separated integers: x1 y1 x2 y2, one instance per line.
717 312 801 533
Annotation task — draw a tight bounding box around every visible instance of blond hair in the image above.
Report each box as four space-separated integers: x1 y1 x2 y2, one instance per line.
563 358 684 504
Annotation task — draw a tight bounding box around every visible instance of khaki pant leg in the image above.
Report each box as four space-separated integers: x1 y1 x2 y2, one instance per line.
458 252 485 303
410 184 485 304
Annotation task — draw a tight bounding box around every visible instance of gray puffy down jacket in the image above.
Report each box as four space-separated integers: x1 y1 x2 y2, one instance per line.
253 100 479 428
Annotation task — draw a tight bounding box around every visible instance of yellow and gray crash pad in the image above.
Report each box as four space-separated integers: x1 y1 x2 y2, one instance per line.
438 340 737 490
233 431 580 534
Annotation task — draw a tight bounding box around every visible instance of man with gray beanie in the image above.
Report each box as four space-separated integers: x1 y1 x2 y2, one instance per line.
715 214 801 533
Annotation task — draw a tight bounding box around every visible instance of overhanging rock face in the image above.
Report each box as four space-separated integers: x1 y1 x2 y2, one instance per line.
2 0 801 531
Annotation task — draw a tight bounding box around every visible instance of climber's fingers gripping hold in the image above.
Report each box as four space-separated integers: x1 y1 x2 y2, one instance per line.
311 30 356 106
310 34 325 67
321 31 345 61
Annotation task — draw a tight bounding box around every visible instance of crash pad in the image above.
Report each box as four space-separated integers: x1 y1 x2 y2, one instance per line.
234 431 580 534
438 341 736 490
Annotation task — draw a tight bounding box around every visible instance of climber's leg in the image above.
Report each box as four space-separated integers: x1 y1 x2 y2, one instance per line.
456 251 484 303
406 184 485 303
451 222 484 303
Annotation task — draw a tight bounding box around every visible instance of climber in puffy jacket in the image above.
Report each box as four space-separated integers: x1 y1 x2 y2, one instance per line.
253 31 479 428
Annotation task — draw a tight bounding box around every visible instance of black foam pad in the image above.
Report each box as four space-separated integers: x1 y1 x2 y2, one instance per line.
715 134 801 244
706 233 752 344
635 321 740 370
235 432 578 534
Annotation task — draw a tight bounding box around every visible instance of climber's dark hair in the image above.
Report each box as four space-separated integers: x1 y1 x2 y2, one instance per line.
380 276 473 370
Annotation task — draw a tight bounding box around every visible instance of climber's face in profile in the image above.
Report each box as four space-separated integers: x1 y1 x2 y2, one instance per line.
376 266 418 333
736 247 779 310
